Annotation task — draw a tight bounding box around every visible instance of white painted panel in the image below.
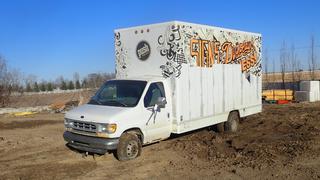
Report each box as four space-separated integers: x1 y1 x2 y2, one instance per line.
232 65 242 108
256 75 262 104
175 65 190 122
224 65 234 112
175 74 181 123
189 67 202 120
201 68 209 117
242 74 250 106
115 22 173 79
251 75 257 106
206 68 214 116
212 67 216 115
215 65 224 114
182 66 191 121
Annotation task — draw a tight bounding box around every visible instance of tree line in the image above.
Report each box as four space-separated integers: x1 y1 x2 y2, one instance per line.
0 56 115 106
24 72 115 92
264 35 319 90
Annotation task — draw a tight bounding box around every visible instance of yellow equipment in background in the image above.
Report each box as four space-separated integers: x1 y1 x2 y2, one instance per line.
262 89 293 101
10 111 38 117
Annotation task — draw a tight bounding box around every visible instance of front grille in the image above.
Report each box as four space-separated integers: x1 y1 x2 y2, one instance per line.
70 128 97 136
72 121 97 132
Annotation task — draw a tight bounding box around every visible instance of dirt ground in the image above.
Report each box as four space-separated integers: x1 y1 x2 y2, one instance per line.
0 102 319 180
8 90 95 108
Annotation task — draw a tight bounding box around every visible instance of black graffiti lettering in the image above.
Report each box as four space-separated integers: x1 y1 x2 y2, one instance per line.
157 26 187 78
115 32 121 46
158 35 164 45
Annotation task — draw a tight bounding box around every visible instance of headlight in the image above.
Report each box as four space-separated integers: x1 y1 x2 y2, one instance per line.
98 123 117 134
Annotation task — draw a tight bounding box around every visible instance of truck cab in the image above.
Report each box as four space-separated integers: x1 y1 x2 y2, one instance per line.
64 76 173 160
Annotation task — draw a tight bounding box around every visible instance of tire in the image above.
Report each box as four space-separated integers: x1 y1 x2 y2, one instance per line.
116 132 142 161
225 111 240 132
216 122 225 132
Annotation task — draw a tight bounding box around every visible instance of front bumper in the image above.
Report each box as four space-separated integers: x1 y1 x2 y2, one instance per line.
63 131 119 154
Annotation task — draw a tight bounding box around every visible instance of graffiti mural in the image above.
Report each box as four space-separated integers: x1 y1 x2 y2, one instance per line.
157 25 188 77
157 24 262 78
190 39 259 73
115 32 128 77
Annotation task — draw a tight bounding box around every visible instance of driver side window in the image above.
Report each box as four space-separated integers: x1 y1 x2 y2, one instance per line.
144 82 165 107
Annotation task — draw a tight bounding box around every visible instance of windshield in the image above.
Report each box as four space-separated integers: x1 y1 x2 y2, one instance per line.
88 80 147 107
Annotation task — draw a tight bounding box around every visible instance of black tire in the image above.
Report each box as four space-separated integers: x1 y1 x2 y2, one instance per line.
225 111 240 132
216 122 225 132
116 132 142 161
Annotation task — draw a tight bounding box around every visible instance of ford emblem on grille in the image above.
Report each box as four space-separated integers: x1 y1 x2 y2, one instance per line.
80 115 84 119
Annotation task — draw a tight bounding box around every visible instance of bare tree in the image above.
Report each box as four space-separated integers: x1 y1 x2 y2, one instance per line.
264 48 269 89
0 56 22 106
73 72 81 89
309 35 317 80
86 72 115 88
0 57 10 106
289 44 300 90
73 72 80 83
9 68 23 93
24 74 37 92
272 58 276 89
290 44 296 83
280 41 287 90
55 75 65 89
296 58 302 82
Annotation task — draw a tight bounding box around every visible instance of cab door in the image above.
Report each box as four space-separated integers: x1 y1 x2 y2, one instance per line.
142 82 171 142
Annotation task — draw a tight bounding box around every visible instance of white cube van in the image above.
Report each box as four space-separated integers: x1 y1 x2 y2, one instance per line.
63 21 262 161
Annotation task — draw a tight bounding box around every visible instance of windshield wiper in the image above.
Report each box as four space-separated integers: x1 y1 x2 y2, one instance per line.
105 100 128 107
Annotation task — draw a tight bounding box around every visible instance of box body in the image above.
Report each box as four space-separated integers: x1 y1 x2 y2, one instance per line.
115 21 262 133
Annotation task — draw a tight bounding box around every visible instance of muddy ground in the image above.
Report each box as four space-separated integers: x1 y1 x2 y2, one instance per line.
8 90 95 108
0 102 319 180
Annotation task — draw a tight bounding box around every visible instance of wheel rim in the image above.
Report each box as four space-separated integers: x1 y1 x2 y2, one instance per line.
126 140 138 158
231 116 238 131
231 120 237 130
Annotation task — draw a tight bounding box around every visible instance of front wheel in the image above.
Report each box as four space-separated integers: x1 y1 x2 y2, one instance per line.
116 132 142 161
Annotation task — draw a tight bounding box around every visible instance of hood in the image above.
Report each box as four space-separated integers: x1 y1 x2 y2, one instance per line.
65 104 133 123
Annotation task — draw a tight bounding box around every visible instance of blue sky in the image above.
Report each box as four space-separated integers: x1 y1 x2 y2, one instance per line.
0 0 319 81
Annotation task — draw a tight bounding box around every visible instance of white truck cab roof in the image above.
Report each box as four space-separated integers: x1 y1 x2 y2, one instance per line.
111 75 166 83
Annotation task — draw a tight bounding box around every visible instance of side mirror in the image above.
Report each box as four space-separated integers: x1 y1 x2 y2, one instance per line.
156 97 167 108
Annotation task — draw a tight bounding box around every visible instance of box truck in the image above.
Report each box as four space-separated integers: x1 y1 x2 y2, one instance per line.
63 21 262 161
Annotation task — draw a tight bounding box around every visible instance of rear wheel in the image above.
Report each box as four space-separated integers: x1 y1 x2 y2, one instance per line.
216 122 225 132
116 132 142 161
225 111 240 132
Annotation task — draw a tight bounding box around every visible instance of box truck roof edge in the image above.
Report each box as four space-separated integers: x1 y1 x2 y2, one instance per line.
114 20 261 37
